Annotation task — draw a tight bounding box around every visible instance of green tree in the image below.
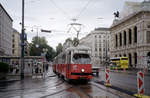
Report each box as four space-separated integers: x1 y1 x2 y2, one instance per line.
56 43 63 56
55 37 79 56
64 38 73 44
30 36 56 61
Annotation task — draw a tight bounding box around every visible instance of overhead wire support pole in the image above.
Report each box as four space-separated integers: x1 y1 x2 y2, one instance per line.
21 0 25 80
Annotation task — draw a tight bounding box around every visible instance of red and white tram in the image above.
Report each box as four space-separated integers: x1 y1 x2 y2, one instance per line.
52 46 92 82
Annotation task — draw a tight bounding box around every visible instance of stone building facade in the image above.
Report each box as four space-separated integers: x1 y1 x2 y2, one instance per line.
12 29 21 56
24 40 30 56
0 3 13 56
80 27 110 67
110 1 150 68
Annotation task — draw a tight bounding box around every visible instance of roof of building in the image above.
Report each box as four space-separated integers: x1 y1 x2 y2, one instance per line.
94 27 110 31
13 28 20 34
0 3 13 21
111 1 150 28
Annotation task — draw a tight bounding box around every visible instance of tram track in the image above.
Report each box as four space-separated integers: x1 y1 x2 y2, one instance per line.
40 86 73 98
71 84 93 98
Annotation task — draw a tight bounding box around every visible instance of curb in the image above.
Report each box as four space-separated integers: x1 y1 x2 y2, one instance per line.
100 69 150 76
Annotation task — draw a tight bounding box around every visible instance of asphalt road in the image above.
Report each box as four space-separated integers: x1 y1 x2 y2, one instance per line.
0 67 135 98
95 70 150 96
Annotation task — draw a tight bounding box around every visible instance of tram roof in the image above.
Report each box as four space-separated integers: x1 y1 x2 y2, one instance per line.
65 45 91 51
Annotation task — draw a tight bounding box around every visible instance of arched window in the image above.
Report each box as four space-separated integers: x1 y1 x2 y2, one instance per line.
115 34 118 47
147 52 150 63
128 53 132 67
124 31 126 45
148 52 150 56
134 52 137 67
134 26 137 43
128 29 132 44
120 33 122 46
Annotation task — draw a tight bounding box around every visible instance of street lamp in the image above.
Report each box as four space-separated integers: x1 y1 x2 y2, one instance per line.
21 0 25 80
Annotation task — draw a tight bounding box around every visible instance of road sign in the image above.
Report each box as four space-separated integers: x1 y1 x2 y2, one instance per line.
41 29 51 33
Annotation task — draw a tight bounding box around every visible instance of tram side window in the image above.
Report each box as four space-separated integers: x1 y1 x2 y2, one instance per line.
66 51 71 64
62 54 66 64
58 55 62 64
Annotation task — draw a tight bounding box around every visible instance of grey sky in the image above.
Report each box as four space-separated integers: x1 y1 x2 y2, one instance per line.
0 0 143 49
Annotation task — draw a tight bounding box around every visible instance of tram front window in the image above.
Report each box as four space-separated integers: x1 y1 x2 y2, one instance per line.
72 53 91 64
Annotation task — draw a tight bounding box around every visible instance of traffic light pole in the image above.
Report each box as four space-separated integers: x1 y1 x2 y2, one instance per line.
21 0 25 80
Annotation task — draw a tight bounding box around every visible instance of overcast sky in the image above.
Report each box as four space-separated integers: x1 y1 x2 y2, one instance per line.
0 0 143 49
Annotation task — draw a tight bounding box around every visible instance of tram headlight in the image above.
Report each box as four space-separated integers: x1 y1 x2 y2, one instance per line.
81 69 85 72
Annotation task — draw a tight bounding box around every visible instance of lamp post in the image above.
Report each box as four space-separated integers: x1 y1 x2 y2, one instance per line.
21 0 25 80
105 32 109 68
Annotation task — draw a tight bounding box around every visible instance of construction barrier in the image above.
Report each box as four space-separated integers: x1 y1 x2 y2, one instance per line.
137 71 144 94
134 71 150 98
104 69 111 86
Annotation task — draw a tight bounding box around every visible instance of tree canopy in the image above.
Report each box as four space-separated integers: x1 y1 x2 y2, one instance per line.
56 43 63 56
30 36 56 61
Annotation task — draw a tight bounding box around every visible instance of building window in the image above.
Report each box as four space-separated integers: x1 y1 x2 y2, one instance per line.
99 48 101 51
120 32 122 46
124 31 126 45
147 52 150 63
124 54 126 57
95 48 97 51
95 35 97 38
134 52 137 67
147 24 150 28
147 31 150 43
115 34 118 47
128 53 132 67
12 49 14 54
99 35 101 38
12 44 15 48
103 48 105 51
128 29 132 44
134 26 137 43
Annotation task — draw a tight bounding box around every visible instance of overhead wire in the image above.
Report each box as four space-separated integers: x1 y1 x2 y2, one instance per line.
76 0 94 19
25 0 42 4
48 0 71 19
